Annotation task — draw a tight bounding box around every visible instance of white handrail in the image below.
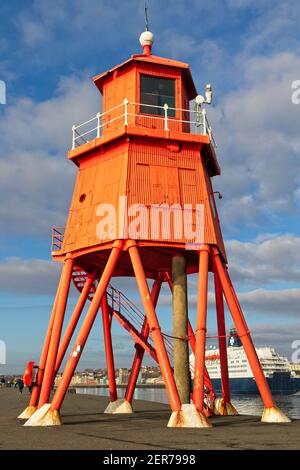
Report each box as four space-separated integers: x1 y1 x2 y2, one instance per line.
71 99 216 150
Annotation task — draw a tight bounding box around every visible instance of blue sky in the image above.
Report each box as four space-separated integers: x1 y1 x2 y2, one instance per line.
0 0 300 374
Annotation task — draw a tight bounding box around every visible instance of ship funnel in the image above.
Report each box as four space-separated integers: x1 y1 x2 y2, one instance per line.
228 328 242 347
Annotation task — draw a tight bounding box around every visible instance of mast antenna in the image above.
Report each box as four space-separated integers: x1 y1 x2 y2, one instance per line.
145 2 149 31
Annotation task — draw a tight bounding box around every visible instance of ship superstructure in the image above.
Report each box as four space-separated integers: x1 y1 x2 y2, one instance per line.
190 329 300 395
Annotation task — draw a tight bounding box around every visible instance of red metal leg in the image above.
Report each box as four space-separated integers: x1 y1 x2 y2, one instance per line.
125 273 163 403
165 272 217 401
193 245 210 412
187 321 216 413
165 271 214 400
28 276 62 408
213 265 231 403
50 241 124 412
107 305 158 361
54 274 95 377
127 241 181 412
212 247 275 408
102 293 117 402
38 256 74 407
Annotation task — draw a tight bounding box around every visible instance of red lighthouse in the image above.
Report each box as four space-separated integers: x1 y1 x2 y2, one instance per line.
19 28 289 427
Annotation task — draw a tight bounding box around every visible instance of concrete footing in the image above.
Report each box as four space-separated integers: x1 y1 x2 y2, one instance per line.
18 405 37 420
213 398 239 416
261 406 291 423
104 398 133 414
167 403 212 428
24 403 62 426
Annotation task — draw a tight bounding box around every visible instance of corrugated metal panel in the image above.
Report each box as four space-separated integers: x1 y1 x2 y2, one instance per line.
63 142 129 252
135 163 152 205
178 168 198 204
63 132 225 255
103 66 136 136
126 138 223 246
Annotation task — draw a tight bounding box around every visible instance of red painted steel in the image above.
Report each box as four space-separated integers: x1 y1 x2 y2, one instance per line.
193 245 210 412
127 240 181 412
27 277 62 408
23 362 35 387
213 266 231 404
101 293 117 402
107 305 158 362
38 257 74 407
212 247 275 409
50 241 124 411
125 273 163 403
164 270 217 410
54 273 95 377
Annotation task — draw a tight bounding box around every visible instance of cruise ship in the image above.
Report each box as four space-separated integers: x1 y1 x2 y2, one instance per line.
190 329 300 395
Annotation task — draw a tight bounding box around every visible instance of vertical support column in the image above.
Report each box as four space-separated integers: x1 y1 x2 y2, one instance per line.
212 246 290 423
172 255 190 404
165 270 216 411
164 268 210 427
102 293 117 403
38 255 74 408
126 241 181 413
187 320 216 416
54 274 96 377
214 267 230 403
213 266 238 416
193 245 210 412
18 275 62 419
125 273 163 404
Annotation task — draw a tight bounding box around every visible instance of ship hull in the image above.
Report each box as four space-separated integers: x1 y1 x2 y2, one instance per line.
210 374 300 395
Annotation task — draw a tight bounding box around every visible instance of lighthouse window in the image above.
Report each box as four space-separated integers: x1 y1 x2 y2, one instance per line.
140 74 175 117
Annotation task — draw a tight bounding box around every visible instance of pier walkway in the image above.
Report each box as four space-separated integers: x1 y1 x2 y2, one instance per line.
0 389 299 450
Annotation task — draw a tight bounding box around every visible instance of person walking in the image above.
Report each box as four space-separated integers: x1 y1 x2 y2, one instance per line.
16 378 24 394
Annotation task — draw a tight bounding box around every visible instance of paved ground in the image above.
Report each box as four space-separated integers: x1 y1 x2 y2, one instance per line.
0 388 299 450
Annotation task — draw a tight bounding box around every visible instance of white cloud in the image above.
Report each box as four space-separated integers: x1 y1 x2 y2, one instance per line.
226 234 300 286
0 74 100 236
0 256 143 297
209 51 300 228
159 286 300 319
0 257 60 295
236 288 300 316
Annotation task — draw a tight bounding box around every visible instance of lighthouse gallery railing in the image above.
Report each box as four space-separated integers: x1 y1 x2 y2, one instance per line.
71 99 217 150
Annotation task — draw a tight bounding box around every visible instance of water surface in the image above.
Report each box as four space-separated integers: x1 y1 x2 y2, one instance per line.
76 387 300 419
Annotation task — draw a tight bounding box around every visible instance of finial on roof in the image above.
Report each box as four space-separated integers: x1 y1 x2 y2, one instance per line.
139 30 154 56
139 2 154 56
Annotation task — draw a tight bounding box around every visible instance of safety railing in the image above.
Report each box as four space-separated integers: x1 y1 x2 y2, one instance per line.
106 285 174 360
71 99 216 150
51 227 65 251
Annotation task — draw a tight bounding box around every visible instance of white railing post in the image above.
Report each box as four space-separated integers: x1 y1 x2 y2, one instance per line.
124 98 129 126
72 125 76 149
96 112 101 138
202 109 207 135
164 103 169 131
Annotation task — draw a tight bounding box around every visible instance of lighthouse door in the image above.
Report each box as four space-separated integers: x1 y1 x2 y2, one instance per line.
149 166 180 205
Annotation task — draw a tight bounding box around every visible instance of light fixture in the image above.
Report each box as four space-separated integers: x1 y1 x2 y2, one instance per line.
213 191 223 200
